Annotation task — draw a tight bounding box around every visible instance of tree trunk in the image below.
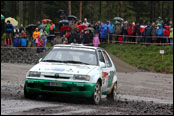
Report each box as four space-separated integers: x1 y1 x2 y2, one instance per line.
80 1 82 20
19 1 23 25
158 1 161 17
98 1 101 20
120 1 123 18
68 1 71 15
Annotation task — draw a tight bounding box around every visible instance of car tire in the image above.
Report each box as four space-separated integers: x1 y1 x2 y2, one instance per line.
107 82 118 102
91 81 102 105
24 83 37 99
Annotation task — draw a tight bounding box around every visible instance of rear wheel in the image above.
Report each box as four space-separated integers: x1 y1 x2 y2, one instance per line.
107 82 118 102
91 82 101 105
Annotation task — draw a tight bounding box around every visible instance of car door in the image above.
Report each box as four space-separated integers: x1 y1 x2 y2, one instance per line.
98 49 113 93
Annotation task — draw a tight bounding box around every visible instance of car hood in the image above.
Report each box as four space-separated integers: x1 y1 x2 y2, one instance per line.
30 62 98 75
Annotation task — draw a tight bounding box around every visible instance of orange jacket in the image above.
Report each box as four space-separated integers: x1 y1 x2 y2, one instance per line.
32 31 40 40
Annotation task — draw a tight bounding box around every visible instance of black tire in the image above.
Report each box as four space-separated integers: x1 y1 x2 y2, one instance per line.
91 81 102 105
107 82 118 102
24 83 37 99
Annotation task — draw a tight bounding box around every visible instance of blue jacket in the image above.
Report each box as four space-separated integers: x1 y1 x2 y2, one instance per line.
6 24 13 32
156 28 164 36
100 25 107 39
108 24 114 33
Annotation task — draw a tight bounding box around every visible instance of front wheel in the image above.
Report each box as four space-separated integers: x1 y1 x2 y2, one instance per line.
24 83 37 99
107 82 118 102
91 82 101 105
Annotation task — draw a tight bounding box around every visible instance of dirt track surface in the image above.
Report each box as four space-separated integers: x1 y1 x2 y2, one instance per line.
1 55 173 115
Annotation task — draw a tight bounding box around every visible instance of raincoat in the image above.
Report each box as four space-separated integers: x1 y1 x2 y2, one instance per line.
108 24 114 34
93 36 100 47
163 26 170 37
169 28 173 38
100 25 107 39
156 28 164 36
127 23 135 35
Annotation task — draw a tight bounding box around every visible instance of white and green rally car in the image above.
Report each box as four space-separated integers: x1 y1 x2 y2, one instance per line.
24 44 118 104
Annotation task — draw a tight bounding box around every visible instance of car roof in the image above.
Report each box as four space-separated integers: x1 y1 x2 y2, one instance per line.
53 44 104 50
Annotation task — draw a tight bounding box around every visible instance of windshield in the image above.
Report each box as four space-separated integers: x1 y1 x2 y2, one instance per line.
42 48 98 66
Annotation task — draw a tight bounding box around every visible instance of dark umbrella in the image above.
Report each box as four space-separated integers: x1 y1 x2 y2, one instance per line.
60 26 72 33
38 24 46 30
68 15 77 21
25 24 37 32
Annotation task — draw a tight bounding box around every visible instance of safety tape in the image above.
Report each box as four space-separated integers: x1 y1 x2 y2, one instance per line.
1 40 173 49
108 33 173 39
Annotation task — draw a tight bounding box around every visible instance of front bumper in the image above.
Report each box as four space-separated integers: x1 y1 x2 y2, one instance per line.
25 78 96 98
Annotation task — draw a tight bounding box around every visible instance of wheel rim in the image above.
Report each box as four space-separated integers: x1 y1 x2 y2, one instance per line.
113 83 117 101
94 83 101 104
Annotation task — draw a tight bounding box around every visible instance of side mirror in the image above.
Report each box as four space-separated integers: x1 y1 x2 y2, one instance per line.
39 58 42 62
99 62 106 68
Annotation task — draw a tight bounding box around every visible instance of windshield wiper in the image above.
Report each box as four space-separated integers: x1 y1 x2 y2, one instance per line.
42 60 64 63
63 60 90 65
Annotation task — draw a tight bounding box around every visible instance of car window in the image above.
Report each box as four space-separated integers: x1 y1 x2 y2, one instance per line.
42 48 98 66
102 51 112 67
98 50 105 63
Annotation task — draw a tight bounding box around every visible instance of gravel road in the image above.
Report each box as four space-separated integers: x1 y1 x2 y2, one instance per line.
1 54 173 115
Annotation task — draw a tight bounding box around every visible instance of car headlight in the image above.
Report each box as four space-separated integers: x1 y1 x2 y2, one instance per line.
28 71 41 77
73 75 90 81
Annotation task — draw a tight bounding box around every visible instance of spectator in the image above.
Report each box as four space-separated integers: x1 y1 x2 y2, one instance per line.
144 22 152 43
127 22 135 42
40 29 48 50
19 24 25 33
62 34 68 44
83 18 89 27
50 22 55 34
88 30 94 44
151 24 157 43
134 22 141 43
93 33 100 47
169 25 173 46
108 21 114 43
37 21 41 27
20 30 27 38
156 16 163 25
100 22 108 43
122 21 128 42
31 27 40 47
114 22 122 43
156 24 164 44
45 21 51 35
5 20 13 45
13 26 19 35
140 23 146 42
163 25 170 43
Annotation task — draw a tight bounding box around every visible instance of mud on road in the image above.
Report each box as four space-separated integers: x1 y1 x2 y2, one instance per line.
1 62 173 115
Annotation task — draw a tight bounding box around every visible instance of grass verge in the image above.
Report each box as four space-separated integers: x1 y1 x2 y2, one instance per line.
100 43 173 73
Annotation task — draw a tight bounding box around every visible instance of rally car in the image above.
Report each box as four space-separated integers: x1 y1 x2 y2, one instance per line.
24 44 118 104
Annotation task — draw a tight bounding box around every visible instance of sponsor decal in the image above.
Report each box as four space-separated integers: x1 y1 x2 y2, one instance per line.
78 66 90 69
53 68 65 72
102 72 107 78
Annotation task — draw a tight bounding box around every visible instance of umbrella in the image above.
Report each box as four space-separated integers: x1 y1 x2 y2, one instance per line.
25 24 37 32
1 14 5 20
77 24 87 32
60 25 72 33
67 15 77 21
113 17 124 23
5 17 18 26
38 24 46 30
58 19 69 24
84 27 94 31
42 19 52 24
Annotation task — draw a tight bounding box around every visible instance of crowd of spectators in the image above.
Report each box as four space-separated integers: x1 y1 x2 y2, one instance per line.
4 16 173 52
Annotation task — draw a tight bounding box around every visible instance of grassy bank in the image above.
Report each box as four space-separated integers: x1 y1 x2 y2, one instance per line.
101 44 173 73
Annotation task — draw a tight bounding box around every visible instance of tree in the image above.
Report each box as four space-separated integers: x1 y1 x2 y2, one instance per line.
19 1 23 25
80 1 82 20
68 1 71 15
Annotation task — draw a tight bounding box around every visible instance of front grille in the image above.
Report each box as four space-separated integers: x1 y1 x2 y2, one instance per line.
44 75 70 79
42 86 72 92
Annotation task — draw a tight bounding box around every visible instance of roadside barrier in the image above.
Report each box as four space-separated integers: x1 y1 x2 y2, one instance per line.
1 34 173 48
